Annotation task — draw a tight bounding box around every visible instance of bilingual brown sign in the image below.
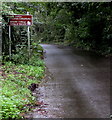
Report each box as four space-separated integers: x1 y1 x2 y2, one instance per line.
8 15 33 26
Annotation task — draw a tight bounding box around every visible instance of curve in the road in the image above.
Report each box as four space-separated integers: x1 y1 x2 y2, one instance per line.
33 44 110 118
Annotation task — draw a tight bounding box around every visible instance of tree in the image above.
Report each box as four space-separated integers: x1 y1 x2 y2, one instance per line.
2 2 112 56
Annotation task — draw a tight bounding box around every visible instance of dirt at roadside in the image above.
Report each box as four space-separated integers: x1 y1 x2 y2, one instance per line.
24 67 53 119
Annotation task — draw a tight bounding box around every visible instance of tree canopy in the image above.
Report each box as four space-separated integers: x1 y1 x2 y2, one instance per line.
2 2 112 56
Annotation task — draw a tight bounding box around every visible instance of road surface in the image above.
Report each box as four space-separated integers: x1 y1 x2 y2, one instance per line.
34 44 110 118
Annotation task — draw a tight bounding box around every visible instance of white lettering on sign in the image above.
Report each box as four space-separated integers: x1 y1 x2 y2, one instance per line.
8 15 33 26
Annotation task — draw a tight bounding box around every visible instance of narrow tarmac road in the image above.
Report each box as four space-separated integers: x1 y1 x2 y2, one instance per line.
34 44 110 118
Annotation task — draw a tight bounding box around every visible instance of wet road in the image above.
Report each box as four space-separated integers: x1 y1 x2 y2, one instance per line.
34 44 110 118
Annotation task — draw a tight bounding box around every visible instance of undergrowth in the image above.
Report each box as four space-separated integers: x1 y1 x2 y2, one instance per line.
0 45 45 119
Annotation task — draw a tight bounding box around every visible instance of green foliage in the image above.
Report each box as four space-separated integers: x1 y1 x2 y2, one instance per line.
2 2 29 56
35 2 112 56
1 58 45 119
1 3 46 119
3 43 44 65
16 64 44 79
2 2 112 56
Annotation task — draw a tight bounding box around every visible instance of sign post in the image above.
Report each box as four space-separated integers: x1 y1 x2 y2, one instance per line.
28 25 30 58
9 25 11 60
8 14 32 59
27 12 31 58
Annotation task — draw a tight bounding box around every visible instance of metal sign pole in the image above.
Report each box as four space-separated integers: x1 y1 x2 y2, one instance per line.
27 12 30 59
9 25 11 60
28 25 30 58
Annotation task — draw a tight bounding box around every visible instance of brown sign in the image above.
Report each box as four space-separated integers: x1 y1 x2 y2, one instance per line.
8 15 33 26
